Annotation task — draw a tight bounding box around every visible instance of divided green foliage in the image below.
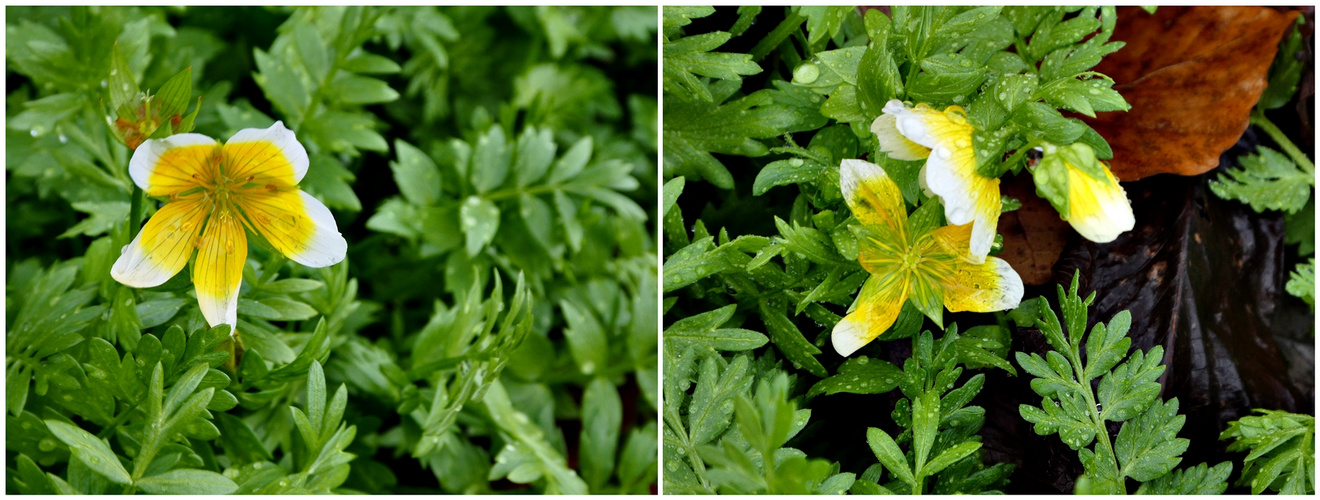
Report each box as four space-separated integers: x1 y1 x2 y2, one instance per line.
1210 146 1313 214
856 327 1014 495
1015 272 1230 494
8 6 655 494
1219 410 1315 494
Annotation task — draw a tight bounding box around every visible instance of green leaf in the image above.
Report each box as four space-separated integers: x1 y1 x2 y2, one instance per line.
1114 398 1188 482
1286 259 1315 306
136 469 239 494
799 6 852 45
807 356 903 397
391 140 443 206
664 304 769 352
460 196 500 256
44 420 132 485
1209 146 1313 214
1135 462 1231 495
758 300 827 377
329 75 400 105
560 299 608 375
664 32 761 103
1259 17 1305 110
867 427 915 487
579 377 622 491
923 441 982 478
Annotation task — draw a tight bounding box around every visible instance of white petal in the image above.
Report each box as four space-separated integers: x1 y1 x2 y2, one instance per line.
832 315 871 357
871 113 930 161
128 133 219 195
1067 169 1135 243
287 190 348 267
111 198 208 287
224 120 309 184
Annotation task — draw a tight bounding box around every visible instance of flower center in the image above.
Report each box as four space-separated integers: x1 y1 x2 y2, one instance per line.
902 251 921 270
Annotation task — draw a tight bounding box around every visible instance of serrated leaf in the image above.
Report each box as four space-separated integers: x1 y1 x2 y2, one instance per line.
664 305 768 352
44 421 131 485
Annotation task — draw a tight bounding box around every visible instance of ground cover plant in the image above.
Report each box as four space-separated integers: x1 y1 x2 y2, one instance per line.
662 6 1314 494
7 5 658 494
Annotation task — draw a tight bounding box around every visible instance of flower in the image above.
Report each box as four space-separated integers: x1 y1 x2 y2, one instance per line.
832 159 1023 357
111 122 347 334
1036 143 1135 243
873 100 1001 263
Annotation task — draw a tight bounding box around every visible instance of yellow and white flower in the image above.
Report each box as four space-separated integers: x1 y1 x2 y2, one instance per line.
832 159 1023 357
1035 143 1135 243
873 100 1001 263
111 122 347 334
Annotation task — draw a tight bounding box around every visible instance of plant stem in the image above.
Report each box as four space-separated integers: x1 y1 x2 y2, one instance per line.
1067 347 1124 494
128 186 144 240
1251 109 1315 178
750 10 806 62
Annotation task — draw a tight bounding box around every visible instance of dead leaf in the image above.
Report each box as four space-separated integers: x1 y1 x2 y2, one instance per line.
1085 6 1299 181
996 173 1070 286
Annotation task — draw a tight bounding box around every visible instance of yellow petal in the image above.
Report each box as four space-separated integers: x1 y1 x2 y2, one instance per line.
234 189 346 268
111 198 209 287
195 211 247 333
222 121 309 188
925 224 1024 312
840 159 908 239
871 113 930 161
832 270 908 357
129 134 221 197
887 100 1000 263
1066 164 1134 243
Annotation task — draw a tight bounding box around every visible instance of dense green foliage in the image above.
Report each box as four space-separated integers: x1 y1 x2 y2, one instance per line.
6 6 657 494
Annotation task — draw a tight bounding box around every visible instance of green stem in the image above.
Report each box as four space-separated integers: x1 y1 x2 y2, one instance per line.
1067 348 1124 494
1251 109 1315 178
128 186 144 241
750 10 806 62
481 183 562 202
297 48 349 130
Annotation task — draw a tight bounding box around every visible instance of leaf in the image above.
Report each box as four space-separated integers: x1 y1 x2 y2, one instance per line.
391 139 443 206
1209 146 1313 214
664 304 769 352
923 441 982 478
663 32 761 103
44 421 131 485
1114 398 1188 481
1135 461 1231 495
1286 259 1315 306
866 427 915 487
136 469 239 494
686 355 753 445
1084 7 1300 180
757 300 827 377
459 196 499 256
806 356 903 397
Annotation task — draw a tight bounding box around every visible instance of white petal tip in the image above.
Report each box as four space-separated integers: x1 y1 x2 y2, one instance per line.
831 319 868 357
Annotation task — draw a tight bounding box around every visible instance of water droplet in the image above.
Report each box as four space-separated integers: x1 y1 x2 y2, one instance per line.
952 95 965 103
38 438 56 452
792 62 820 85
789 158 804 167
121 83 130 92
997 92 1008 100
100 80 107 88
955 139 970 149
666 462 679 472
581 361 596 374
1088 88 1100 95
721 400 734 412
857 357 869 364
936 147 953 159
677 447 687 455
58 134 68 144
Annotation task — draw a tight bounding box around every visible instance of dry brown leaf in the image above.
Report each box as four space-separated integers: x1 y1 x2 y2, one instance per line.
997 173 1070 286
1085 6 1299 181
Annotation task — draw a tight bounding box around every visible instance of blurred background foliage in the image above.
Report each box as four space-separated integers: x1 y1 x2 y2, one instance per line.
6 5 657 494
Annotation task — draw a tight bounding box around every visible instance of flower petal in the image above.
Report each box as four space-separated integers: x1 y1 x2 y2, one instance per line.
194 211 247 332
222 121 309 187
111 198 209 287
129 134 220 196
840 159 908 237
1066 164 1135 243
235 189 347 268
927 225 1024 312
899 103 999 263
871 113 930 161
832 271 908 357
